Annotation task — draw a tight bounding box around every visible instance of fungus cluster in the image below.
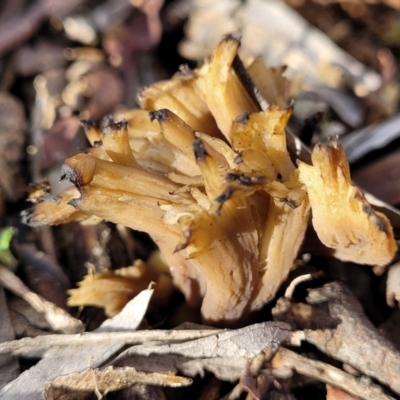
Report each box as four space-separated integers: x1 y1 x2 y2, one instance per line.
23 34 396 326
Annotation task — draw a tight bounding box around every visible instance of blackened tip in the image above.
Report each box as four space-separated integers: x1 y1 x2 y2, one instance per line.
149 109 169 123
100 114 113 128
225 173 265 186
68 198 81 209
193 138 207 161
235 112 250 125
327 135 340 148
81 119 97 129
174 228 192 253
223 32 242 43
102 119 127 135
37 193 62 204
178 64 194 76
374 214 391 234
60 164 82 187
215 187 234 204
234 153 243 164
20 209 44 227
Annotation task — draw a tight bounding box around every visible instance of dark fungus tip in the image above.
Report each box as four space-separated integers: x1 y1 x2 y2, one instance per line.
68 198 81 209
99 114 114 128
37 194 62 204
223 32 242 43
225 173 265 186
20 209 44 227
174 228 192 253
193 138 207 161
235 112 250 125
215 187 234 204
361 202 373 216
374 214 390 234
225 173 241 182
80 119 97 129
178 64 194 77
149 109 169 123
283 198 296 209
102 119 127 135
234 153 243 164
327 135 340 148
60 164 82 187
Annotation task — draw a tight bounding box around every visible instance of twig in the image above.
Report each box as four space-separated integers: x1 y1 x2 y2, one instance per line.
272 348 395 400
0 265 83 334
0 328 224 356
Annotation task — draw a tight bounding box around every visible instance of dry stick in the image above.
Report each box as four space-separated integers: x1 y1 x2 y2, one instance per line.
272 348 395 400
0 329 224 356
0 265 83 334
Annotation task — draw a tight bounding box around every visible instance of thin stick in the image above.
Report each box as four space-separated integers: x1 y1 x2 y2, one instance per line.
0 328 224 356
272 348 395 400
